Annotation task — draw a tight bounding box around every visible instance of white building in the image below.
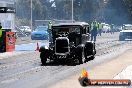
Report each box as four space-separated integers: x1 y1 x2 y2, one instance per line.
0 0 15 30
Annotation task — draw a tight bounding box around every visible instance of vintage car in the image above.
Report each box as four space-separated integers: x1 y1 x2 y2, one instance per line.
31 26 49 40
39 22 96 65
119 24 132 41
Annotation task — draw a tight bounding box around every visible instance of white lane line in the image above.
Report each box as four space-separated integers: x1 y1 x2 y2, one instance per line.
15 42 49 51
1 78 18 84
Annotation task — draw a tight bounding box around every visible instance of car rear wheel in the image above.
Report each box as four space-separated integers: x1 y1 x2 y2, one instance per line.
89 56 95 61
84 41 95 62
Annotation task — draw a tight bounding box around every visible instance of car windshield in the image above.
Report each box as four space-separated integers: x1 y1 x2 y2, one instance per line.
20 26 26 29
124 26 132 30
20 26 30 29
36 26 47 31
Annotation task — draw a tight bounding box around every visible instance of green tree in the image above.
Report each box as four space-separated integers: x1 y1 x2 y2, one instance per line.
104 0 130 24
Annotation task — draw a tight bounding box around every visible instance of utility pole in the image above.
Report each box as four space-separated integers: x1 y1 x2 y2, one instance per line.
31 0 33 31
72 0 73 23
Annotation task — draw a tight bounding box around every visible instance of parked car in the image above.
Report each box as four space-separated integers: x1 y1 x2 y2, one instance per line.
39 22 96 65
19 26 32 34
102 24 111 33
114 26 123 32
31 26 49 40
119 24 132 41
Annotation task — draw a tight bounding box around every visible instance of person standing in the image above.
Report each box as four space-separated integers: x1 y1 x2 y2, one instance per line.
0 23 2 38
111 24 114 34
98 22 103 36
0 23 4 52
91 20 98 42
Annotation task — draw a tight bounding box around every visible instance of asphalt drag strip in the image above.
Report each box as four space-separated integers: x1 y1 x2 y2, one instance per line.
15 41 49 51
0 41 130 88
48 48 132 88
0 32 129 88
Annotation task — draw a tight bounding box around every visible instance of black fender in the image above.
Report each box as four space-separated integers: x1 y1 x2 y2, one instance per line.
84 41 96 56
39 46 49 52
39 46 54 58
39 46 50 65
39 46 50 56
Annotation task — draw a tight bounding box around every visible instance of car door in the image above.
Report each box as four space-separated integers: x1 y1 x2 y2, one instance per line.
82 26 90 44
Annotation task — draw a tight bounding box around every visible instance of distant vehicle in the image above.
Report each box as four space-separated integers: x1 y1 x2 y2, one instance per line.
102 23 111 33
19 26 32 34
39 22 96 65
114 26 123 32
119 24 132 41
31 26 49 40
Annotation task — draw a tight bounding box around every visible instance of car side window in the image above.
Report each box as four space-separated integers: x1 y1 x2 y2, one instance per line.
86 26 90 33
83 27 86 34
75 28 80 34
82 26 89 34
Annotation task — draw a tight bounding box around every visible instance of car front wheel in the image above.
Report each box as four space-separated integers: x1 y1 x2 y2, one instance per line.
40 52 47 65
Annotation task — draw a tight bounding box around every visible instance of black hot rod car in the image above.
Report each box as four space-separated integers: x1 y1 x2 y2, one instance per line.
39 22 96 65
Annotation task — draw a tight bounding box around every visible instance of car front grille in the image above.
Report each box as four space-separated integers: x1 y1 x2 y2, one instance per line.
55 37 69 54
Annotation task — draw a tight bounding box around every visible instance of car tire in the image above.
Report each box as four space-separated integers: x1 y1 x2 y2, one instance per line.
40 52 47 65
78 51 85 64
84 42 95 62
89 56 95 61
84 55 95 62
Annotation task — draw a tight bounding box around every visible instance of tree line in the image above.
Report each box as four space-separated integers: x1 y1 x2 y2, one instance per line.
15 0 132 26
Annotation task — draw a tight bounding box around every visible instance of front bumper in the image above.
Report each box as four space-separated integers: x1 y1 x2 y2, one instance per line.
31 35 49 40
54 53 70 59
56 55 67 59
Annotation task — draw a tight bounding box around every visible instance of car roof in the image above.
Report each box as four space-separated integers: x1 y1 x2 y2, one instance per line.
120 30 132 32
20 26 30 27
36 26 48 28
123 24 132 26
52 22 89 27
20 26 30 28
